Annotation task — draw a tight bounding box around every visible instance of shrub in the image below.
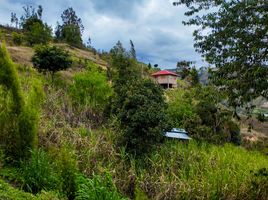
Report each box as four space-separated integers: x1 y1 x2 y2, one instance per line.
0 43 43 162
12 32 24 45
69 64 112 112
56 146 78 200
250 168 268 199
32 45 72 80
75 173 127 200
25 22 52 46
165 88 195 127
20 149 59 194
118 79 167 156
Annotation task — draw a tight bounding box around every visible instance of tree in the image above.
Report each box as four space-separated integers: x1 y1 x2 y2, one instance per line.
174 1 268 113
189 67 199 86
109 41 139 94
10 12 18 28
129 39 136 60
56 7 84 46
118 79 167 155
176 60 192 79
25 22 52 46
12 5 52 45
0 43 44 162
148 63 152 69
32 45 72 80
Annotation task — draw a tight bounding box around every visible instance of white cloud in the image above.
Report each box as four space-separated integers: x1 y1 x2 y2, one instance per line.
0 0 207 68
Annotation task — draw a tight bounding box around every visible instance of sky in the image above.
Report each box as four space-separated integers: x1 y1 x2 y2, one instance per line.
0 0 206 69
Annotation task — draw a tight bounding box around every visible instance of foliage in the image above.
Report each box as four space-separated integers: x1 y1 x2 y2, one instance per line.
108 41 140 116
20 149 59 194
0 43 43 162
55 146 78 200
0 178 60 200
14 5 52 45
129 40 136 60
166 85 240 144
250 168 268 200
69 64 112 112
109 41 139 77
142 140 268 199
174 0 268 108
165 88 195 127
118 79 167 155
75 173 127 200
12 32 24 45
32 45 72 79
25 22 52 46
55 7 84 46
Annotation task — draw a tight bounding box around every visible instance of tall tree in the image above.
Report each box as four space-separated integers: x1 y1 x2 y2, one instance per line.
174 0 268 112
129 39 136 60
11 5 52 45
176 60 193 79
10 12 18 28
56 7 84 46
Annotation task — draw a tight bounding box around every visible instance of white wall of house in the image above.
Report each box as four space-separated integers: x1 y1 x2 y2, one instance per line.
154 75 177 88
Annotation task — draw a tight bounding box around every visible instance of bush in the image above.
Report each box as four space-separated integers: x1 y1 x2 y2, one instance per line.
0 43 43 162
118 79 167 155
75 173 127 200
55 146 78 200
20 149 59 194
12 32 24 45
165 88 195 127
32 45 72 80
69 64 112 112
250 168 268 199
25 22 52 46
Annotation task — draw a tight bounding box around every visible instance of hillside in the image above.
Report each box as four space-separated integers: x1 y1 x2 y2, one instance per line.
0 22 268 200
6 44 107 69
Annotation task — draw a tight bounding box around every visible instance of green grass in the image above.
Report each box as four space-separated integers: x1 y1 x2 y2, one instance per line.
0 179 60 200
135 140 268 199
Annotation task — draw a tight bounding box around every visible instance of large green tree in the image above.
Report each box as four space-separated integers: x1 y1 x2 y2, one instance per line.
32 45 72 80
118 79 167 155
55 7 84 46
174 0 268 113
19 5 52 45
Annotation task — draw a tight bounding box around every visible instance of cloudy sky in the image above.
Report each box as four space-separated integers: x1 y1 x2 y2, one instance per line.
0 0 206 69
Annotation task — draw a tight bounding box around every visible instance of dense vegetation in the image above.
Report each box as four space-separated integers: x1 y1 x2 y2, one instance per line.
0 3 267 200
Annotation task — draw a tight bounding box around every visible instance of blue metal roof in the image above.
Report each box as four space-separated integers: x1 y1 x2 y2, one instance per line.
164 128 191 140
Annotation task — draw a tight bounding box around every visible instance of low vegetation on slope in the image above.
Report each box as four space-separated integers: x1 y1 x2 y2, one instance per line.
0 4 267 198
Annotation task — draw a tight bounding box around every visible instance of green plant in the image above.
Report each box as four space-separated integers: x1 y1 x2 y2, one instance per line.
118 79 167 156
0 43 43 162
55 7 84 46
56 146 78 200
12 32 24 45
250 168 268 199
69 64 112 112
25 22 52 46
20 149 59 194
32 45 72 80
75 173 127 200
165 88 195 127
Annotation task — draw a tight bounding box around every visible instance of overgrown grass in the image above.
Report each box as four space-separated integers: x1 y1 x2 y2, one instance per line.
137 140 268 199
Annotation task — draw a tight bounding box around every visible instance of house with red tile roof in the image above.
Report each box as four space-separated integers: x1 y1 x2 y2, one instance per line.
152 70 178 89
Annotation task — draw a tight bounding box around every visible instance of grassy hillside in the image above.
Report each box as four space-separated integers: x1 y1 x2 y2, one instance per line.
0 25 267 200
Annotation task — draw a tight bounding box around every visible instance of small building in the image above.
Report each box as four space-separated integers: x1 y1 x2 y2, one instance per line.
164 128 191 140
152 70 178 89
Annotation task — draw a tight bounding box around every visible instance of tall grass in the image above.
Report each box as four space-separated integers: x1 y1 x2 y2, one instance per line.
137 140 268 199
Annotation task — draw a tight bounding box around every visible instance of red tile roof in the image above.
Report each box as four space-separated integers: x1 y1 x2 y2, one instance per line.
152 70 178 76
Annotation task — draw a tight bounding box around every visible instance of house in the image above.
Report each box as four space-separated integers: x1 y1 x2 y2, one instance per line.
152 70 178 89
